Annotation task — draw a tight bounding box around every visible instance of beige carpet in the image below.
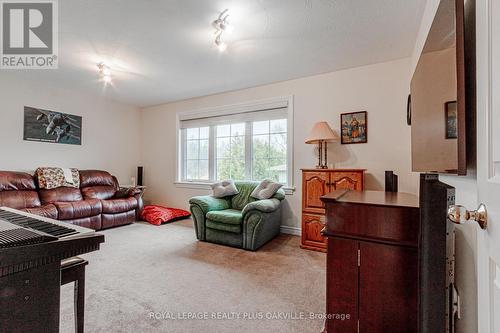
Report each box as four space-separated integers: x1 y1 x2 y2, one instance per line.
60 220 326 333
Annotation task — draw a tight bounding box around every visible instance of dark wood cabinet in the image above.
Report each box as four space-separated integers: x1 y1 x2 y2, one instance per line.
321 190 420 333
301 169 365 252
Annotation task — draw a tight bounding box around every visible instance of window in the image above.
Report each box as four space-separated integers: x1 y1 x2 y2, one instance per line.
183 127 209 181
178 98 293 187
216 123 245 180
252 119 287 184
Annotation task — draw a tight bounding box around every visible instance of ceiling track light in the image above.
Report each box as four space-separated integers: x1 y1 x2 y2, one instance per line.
97 62 111 83
213 9 232 52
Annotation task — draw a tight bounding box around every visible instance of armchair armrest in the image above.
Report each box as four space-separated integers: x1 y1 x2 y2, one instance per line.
242 198 281 216
189 196 229 214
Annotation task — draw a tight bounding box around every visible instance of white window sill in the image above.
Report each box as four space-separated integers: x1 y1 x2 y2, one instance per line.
174 181 295 195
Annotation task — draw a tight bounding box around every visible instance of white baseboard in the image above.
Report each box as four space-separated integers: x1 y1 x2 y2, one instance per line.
280 225 301 236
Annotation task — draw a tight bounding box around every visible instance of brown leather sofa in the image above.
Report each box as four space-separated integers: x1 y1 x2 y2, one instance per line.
0 170 143 230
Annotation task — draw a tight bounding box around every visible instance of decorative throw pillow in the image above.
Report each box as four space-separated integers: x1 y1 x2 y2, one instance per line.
211 180 239 198
36 167 80 189
251 179 283 200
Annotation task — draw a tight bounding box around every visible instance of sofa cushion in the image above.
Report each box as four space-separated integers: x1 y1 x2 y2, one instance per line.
81 186 116 200
21 204 58 219
65 215 102 230
0 171 37 191
206 209 243 225
101 211 135 229
80 170 118 200
39 187 83 205
54 199 102 220
80 170 116 187
101 197 137 214
206 220 242 234
0 191 41 209
0 171 41 209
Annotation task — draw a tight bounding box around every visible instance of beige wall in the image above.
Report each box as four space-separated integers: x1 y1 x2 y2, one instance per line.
141 57 419 231
0 73 142 184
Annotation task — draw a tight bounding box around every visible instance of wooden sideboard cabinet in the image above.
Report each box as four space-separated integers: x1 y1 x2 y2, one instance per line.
301 169 365 252
321 190 420 333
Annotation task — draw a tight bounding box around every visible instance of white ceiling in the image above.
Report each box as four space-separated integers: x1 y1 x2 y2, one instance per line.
10 0 426 107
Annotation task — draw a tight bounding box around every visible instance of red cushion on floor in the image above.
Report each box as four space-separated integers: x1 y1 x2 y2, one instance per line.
141 205 191 226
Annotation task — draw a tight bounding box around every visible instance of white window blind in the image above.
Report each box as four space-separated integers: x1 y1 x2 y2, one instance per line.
179 106 288 129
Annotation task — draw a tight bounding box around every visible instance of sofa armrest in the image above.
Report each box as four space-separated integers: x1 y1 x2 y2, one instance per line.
134 193 144 220
189 196 229 214
242 198 281 216
114 187 141 199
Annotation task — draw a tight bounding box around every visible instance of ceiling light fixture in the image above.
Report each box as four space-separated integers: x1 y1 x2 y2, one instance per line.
213 9 232 52
97 62 111 83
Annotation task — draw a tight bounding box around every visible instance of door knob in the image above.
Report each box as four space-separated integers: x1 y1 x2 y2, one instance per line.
447 204 488 229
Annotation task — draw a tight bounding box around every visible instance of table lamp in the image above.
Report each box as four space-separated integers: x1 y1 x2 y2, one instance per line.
305 121 339 169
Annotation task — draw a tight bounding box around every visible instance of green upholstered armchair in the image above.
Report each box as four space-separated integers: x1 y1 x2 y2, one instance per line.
189 181 285 251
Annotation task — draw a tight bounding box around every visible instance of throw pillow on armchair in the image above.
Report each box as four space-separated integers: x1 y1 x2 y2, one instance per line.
250 179 283 200
211 180 239 198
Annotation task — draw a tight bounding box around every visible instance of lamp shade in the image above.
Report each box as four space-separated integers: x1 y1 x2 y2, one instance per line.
305 121 339 144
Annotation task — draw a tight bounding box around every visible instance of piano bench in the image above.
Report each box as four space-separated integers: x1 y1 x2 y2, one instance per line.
61 257 88 333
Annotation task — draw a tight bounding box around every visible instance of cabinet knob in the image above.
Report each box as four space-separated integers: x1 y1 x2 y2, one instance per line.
447 204 488 229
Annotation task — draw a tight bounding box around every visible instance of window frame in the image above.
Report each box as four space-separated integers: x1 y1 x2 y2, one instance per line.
175 96 295 194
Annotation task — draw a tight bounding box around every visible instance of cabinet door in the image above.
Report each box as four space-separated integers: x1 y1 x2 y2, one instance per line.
301 214 327 250
358 242 418 333
302 171 330 214
326 237 358 332
331 172 363 191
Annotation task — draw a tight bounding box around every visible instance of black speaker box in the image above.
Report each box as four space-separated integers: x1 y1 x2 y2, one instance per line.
137 167 143 186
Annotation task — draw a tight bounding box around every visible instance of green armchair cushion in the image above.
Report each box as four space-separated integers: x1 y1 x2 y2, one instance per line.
206 220 241 233
206 209 243 225
230 182 258 210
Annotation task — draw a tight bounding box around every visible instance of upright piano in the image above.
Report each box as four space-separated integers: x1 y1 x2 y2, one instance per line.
0 207 104 333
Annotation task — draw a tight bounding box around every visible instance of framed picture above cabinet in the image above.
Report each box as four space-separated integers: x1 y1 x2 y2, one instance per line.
341 111 367 144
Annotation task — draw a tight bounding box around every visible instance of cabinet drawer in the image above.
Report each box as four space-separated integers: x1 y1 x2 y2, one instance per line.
301 213 327 250
325 202 420 246
330 172 363 191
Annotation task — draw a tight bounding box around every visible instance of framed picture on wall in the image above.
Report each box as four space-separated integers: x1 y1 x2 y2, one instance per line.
23 106 82 145
341 111 367 144
445 101 458 139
